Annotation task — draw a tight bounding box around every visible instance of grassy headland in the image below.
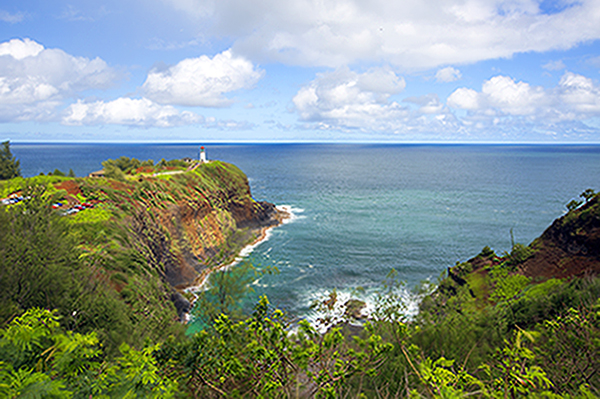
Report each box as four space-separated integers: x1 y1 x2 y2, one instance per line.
0 157 281 354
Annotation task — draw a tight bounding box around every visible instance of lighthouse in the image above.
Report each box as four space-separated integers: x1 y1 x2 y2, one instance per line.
199 146 207 163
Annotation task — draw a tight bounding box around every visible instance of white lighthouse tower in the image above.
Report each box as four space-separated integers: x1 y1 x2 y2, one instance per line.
199 146 207 163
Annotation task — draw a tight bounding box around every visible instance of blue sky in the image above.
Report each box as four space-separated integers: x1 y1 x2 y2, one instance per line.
1 0 600 142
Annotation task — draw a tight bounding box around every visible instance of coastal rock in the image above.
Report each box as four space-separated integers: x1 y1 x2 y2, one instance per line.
423 195 600 319
171 291 191 322
518 195 600 279
344 299 367 320
126 162 283 289
57 160 282 323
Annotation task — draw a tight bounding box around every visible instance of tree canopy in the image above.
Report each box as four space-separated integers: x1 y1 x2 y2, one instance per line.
0 141 20 180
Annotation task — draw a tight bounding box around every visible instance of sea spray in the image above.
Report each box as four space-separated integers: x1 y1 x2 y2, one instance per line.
299 284 431 333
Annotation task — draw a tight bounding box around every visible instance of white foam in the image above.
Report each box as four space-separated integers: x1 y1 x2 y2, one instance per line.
299 286 425 333
251 278 270 288
277 205 305 224
185 203 294 296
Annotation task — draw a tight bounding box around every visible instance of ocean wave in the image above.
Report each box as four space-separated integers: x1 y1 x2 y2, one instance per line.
238 229 273 258
299 287 424 333
277 204 305 224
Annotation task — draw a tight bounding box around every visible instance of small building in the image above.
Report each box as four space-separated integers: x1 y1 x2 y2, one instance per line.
88 169 105 178
181 157 195 163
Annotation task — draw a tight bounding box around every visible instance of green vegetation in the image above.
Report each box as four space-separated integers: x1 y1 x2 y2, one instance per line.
101 155 190 179
0 185 184 356
1 151 598 398
0 154 274 355
0 308 177 398
0 141 20 180
2 276 597 397
566 188 596 211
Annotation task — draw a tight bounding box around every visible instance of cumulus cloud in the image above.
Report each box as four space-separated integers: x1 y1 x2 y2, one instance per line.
448 76 549 116
142 49 263 107
292 67 408 131
0 38 43 59
163 0 600 69
293 68 600 139
447 88 481 111
404 94 446 114
448 72 600 126
0 38 119 121
62 97 254 129
63 98 204 127
558 72 600 114
435 67 461 82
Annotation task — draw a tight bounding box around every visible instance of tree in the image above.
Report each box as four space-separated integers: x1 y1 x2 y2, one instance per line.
0 308 178 398
580 188 596 203
102 156 141 174
0 140 21 180
567 199 583 211
0 186 81 324
161 296 392 398
192 260 256 328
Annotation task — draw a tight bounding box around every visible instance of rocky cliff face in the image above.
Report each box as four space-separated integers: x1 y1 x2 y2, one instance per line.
131 185 279 289
518 195 600 279
60 161 282 321
421 193 600 321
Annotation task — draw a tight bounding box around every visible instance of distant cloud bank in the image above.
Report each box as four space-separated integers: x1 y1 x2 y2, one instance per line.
448 73 600 121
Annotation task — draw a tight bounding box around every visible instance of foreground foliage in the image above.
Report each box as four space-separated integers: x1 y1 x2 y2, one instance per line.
1 289 597 398
0 308 176 398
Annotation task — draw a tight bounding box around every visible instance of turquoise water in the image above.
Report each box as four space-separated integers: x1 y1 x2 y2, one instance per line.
12 143 600 321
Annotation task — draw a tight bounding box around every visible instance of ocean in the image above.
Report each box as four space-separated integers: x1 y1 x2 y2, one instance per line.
11 143 600 324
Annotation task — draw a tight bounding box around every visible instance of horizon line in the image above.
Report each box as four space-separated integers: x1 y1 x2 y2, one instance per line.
9 140 600 146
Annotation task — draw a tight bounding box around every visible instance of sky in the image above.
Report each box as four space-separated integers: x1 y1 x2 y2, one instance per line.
1 0 600 143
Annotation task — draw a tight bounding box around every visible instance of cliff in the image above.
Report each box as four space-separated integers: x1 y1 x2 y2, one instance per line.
421 192 600 320
518 194 600 279
3 161 282 323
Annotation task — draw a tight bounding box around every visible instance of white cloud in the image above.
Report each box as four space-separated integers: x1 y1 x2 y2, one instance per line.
292 69 600 139
293 67 408 131
291 67 476 137
405 94 445 114
448 72 600 127
449 76 549 116
435 67 461 82
62 97 254 129
482 76 547 116
558 72 600 114
0 38 119 121
0 38 43 59
63 98 204 127
142 49 263 107
163 0 600 69
447 88 480 110
0 10 25 23
542 60 566 71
